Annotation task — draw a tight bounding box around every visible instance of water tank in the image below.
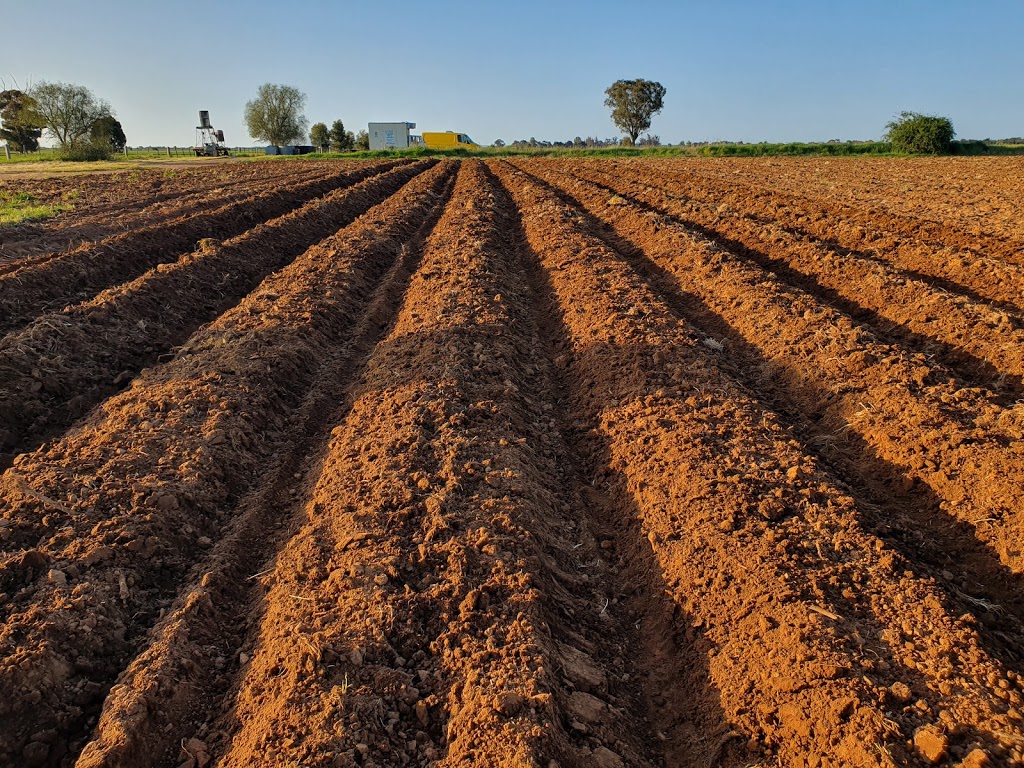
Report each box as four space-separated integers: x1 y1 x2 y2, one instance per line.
199 111 212 129
216 130 225 142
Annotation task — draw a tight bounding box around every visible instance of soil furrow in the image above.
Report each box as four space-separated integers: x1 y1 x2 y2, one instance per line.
518 160 1024 674
572 161 1024 393
493 159 1024 767
0 163 332 268
0 160 403 335
0 161 456 768
72 163 453 768
499 162 753 768
0 164 338 276
208 160 655 768
2 154 1022 768
0 159 435 463
669 157 1024 256
521 161 1024 587
614 160 1024 313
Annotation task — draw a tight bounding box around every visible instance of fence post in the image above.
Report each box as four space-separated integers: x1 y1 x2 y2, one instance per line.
166 146 171 157
3 145 10 161
124 146 129 158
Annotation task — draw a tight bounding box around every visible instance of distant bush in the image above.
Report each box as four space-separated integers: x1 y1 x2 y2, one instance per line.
885 112 954 155
56 139 112 161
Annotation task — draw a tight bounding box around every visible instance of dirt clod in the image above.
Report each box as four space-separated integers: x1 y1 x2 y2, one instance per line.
567 691 607 724
18 550 48 571
22 741 49 767
891 681 913 702
959 748 990 768
415 700 429 726
914 725 948 764
591 746 625 768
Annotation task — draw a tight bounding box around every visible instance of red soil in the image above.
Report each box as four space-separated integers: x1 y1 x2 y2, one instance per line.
0 157 1022 768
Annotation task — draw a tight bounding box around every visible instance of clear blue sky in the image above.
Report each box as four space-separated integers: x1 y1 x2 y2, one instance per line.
5 0 1022 147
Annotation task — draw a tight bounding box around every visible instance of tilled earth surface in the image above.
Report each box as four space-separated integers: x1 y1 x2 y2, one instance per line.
1 156 1023 768
0 161 325 263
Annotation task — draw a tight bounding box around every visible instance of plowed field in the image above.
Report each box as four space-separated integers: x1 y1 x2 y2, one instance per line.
1 157 1023 768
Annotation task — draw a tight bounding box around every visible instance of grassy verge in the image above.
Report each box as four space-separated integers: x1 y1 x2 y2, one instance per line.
0 191 71 226
299 145 701 160
696 140 1024 157
291 141 1024 160
5 141 1022 172
2 148 267 164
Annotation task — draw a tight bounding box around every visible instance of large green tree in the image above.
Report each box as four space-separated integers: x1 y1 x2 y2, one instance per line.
328 119 352 152
309 122 329 152
91 114 126 152
0 90 44 152
604 79 666 145
244 83 308 147
885 112 955 154
30 81 112 148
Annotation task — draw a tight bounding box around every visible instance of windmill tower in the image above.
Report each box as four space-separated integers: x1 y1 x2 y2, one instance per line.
193 111 228 156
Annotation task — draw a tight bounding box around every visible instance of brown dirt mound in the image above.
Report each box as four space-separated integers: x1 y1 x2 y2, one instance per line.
0 160 435 460
0 161 456 766
0 160 407 334
0 162 328 264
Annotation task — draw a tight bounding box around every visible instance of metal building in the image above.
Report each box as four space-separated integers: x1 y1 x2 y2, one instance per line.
368 122 418 150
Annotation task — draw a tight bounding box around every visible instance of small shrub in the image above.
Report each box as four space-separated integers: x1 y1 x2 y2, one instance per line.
56 139 112 161
885 112 955 155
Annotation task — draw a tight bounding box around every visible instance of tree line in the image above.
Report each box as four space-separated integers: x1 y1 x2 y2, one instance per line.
1 80 372 160
2 76 971 161
244 83 368 152
1 81 126 160
492 80 666 149
496 134 661 149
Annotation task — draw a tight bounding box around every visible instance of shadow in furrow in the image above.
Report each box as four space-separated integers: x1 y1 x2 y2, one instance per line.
489 164 746 768
775 223 1024 319
72 170 459 768
0 161 435 470
569 168 1023 402
0 162 403 337
668 163 1024 265
614 167 1024 321
518 169 1024 680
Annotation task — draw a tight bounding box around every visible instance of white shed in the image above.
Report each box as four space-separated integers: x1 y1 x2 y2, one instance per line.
368 122 417 150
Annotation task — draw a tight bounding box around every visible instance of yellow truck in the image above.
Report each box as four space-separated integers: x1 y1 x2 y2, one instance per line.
421 131 480 150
